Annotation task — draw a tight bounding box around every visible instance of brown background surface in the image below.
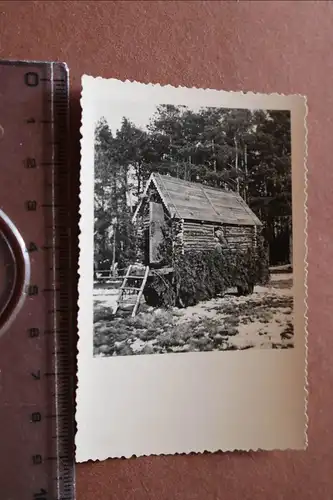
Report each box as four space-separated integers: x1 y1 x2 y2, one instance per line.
0 1 332 499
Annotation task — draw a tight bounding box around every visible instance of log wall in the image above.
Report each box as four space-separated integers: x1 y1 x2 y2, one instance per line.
182 221 216 251
136 191 258 261
172 219 184 257
224 225 255 253
134 198 151 263
135 190 172 264
181 221 256 253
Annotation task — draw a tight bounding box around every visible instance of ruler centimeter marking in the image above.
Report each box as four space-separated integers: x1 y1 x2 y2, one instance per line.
0 61 75 500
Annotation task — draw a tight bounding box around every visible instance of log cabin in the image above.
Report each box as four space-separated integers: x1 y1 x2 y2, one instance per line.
132 172 263 268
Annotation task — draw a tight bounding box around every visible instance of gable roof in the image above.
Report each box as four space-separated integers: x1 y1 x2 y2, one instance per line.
133 172 262 227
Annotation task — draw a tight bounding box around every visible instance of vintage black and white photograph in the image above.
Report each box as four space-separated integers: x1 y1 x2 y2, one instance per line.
77 76 307 462
93 98 294 357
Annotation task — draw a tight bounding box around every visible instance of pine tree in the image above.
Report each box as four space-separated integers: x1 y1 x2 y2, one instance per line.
94 106 292 267
94 117 114 267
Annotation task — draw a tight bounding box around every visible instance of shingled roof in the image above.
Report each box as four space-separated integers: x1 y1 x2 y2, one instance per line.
133 172 262 226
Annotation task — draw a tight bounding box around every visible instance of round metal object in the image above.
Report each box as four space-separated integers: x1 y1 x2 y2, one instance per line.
0 209 30 337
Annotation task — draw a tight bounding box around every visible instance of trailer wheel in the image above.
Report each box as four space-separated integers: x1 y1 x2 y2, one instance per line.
143 288 160 307
144 280 176 308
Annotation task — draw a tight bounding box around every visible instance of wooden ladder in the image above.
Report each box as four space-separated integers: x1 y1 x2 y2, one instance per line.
114 264 150 317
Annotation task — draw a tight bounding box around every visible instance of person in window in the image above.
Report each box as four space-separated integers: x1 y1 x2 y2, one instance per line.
214 228 227 249
213 235 222 253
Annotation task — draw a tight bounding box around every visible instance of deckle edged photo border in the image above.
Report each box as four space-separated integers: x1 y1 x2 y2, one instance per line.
76 76 308 462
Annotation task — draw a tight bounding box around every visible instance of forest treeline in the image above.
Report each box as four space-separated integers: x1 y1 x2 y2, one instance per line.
94 105 292 268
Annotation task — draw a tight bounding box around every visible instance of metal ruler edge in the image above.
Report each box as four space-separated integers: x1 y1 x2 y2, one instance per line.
0 59 76 500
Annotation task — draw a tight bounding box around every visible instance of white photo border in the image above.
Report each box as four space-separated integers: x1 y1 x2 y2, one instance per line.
76 76 308 462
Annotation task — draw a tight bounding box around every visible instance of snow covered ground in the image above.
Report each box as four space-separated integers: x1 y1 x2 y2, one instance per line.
93 272 294 356
93 287 119 314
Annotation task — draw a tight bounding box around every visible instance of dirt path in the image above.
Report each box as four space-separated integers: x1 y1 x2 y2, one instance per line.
93 273 294 356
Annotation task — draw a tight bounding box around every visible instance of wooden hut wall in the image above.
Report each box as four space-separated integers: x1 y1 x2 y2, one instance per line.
136 186 167 229
134 178 260 261
134 185 170 263
134 216 145 263
182 221 216 252
182 220 256 253
171 219 184 257
133 194 151 263
223 225 256 252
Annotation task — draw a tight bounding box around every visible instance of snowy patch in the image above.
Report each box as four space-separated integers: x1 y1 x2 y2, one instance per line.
93 273 294 356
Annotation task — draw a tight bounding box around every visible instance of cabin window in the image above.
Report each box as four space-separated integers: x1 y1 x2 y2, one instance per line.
214 226 228 247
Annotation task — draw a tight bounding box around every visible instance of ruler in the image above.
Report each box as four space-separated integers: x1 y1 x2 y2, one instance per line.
0 61 75 500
